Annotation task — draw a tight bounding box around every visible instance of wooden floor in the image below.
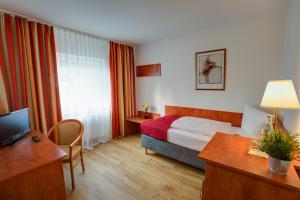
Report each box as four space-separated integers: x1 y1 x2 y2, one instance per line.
64 134 204 200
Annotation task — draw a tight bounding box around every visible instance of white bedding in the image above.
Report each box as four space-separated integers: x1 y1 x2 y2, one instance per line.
167 117 248 151
228 126 247 136
167 128 211 151
170 116 232 137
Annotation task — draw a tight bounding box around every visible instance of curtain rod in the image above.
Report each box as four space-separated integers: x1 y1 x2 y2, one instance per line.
0 8 135 47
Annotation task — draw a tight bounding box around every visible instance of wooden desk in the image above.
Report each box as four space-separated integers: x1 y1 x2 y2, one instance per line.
125 111 160 135
199 132 300 200
0 130 67 200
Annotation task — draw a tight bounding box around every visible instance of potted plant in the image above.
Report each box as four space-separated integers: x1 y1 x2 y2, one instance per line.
253 129 300 175
142 104 151 119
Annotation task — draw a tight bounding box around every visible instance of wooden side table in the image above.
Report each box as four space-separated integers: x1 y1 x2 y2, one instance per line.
124 111 160 135
198 132 300 200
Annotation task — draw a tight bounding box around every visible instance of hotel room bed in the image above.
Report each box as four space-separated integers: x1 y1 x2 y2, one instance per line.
141 126 247 169
141 105 246 169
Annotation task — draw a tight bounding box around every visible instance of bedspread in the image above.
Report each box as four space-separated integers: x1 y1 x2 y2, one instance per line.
140 115 182 141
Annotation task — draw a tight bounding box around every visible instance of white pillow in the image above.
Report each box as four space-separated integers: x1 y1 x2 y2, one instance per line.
241 105 269 137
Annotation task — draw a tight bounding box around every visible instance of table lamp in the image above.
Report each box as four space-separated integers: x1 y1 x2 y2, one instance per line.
261 80 300 127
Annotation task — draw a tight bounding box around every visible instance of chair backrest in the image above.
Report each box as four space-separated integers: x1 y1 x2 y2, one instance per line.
53 119 84 145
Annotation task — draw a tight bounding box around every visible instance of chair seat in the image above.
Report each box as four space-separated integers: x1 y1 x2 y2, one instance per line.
59 145 82 161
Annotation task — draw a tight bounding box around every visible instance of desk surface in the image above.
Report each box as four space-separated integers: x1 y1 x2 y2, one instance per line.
199 132 300 191
0 130 66 182
126 116 154 124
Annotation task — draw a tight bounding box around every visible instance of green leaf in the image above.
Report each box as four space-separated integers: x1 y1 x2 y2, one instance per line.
252 129 300 161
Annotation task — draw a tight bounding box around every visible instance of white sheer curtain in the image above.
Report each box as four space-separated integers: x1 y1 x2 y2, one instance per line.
54 27 111 150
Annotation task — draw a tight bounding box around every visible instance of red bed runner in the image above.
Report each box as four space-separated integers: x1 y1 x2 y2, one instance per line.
141 115 182 141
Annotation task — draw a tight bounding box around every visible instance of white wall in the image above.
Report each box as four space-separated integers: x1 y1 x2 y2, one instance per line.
281 0 300 132
136 17 285 115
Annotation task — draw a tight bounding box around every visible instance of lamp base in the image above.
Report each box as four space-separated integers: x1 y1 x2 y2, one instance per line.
273 108 279 129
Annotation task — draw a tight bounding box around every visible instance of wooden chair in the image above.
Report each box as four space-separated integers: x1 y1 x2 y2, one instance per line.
47 119 85 190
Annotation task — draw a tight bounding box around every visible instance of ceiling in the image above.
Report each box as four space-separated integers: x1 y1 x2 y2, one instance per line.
0 0 289 45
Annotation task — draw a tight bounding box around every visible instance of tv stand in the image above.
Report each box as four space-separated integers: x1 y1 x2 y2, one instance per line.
0 130 67 200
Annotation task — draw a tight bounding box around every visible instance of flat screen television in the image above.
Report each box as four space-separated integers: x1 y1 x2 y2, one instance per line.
0 108 31 147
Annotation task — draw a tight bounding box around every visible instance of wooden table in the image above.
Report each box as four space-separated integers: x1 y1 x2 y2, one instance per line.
198 132 300 200
0 130 67 200
125 117 154 135
125 111 160 135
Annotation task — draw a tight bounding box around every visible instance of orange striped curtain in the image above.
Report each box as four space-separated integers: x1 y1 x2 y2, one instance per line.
0 13 62 134
110 42 136 137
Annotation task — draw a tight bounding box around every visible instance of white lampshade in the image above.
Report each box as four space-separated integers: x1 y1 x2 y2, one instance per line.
261 80 300 109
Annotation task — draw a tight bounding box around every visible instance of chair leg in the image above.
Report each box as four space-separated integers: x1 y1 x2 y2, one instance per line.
70 161 75 190
80 151 85 172
145 148 148 154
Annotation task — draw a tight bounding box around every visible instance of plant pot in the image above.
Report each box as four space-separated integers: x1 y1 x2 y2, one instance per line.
268 155 291 175
144 113 149 119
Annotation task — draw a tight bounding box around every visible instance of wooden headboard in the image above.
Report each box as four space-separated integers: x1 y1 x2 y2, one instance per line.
165 105 243 127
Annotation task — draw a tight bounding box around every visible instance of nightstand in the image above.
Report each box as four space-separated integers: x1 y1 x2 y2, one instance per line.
124 111 160 135
199 132 300 200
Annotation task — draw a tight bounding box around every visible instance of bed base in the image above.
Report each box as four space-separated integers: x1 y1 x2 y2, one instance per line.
141 134 205 169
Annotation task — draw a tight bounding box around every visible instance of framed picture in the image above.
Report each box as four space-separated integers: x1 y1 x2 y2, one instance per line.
195 48 226 90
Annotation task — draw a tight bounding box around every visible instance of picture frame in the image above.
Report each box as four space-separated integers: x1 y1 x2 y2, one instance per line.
195 48 226 90
136 63 161 77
